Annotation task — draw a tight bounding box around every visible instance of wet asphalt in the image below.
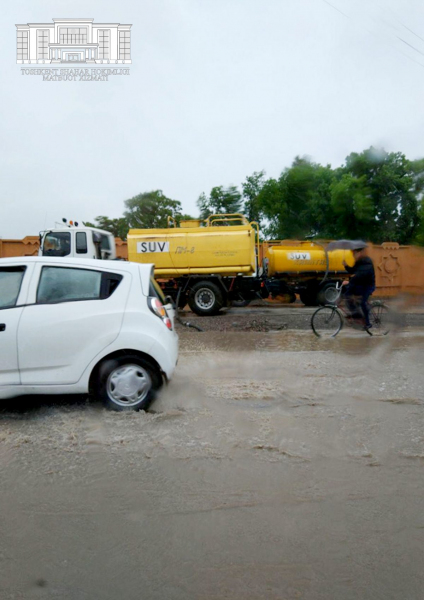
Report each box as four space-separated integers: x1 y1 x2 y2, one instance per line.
0 326 423 599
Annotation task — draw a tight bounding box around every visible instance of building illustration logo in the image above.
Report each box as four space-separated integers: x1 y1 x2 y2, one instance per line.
16 18 131 64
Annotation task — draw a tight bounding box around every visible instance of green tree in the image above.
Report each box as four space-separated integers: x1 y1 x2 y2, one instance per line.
330 173 374 239
242 171 266 223
83 216 129 239
332 148 421 243
124 190 184 229
410 158 424 245
415 198 424 245
197 185 242 219
255 157 335 239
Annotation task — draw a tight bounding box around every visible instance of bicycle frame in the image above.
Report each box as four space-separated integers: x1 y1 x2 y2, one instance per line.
327 283 367 324
312 282 389 337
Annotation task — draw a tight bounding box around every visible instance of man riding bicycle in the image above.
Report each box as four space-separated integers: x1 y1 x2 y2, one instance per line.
342 246 376 329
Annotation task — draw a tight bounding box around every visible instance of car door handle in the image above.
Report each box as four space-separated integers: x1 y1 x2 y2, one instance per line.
0 324 5 332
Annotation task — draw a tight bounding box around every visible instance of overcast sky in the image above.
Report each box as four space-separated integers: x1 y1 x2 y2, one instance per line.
1 0 424 237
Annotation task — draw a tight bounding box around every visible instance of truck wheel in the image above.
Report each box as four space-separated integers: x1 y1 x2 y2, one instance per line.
177 293 188 309
231 292 251 307
317 283 339 306
232 298 251 307
188 281 224 316
299 289 318 306
96 355 162 411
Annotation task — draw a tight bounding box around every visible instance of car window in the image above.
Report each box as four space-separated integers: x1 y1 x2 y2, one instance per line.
0 266 26 309
37 267 102 304
102 273 123 298
42 232 71 257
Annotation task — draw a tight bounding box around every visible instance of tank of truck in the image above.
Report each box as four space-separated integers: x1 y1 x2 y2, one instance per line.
127 215 257 277
265 242 354 277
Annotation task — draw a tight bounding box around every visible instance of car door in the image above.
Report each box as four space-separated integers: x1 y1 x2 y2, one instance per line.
0 265 31 385
17 264 130 385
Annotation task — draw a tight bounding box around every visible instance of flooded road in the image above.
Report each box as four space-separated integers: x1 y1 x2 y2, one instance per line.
0 329 423 599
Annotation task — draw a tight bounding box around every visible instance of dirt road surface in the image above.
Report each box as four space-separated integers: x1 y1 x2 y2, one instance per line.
0 326 423 599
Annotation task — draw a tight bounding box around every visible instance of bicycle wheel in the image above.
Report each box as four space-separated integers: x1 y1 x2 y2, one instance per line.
311 306 343 338
367 302 390 336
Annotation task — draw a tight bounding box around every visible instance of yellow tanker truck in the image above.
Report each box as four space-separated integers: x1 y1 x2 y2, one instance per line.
127 214 354 316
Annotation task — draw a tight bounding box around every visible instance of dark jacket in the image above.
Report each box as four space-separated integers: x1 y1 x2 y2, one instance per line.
345 256 375 289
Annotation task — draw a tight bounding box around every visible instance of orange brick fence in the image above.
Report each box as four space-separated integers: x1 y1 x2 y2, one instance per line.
1 237 423 297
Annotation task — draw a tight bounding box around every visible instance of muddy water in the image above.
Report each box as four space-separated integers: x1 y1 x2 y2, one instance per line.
0 330 423 599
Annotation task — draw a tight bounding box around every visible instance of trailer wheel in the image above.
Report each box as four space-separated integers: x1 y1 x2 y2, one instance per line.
232 298 251 307
317 282 339 306
299 289 318 307
231 292 251 307
177 293 188 309
188 281 224 316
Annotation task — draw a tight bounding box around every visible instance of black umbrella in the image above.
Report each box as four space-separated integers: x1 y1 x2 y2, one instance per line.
326 239 367 252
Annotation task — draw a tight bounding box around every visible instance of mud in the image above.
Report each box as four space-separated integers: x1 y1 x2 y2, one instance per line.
0 329 423 599
178 300 424 332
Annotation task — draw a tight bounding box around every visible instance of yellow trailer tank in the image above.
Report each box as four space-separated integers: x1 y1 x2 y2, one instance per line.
127 214 258 277
265 242 354 277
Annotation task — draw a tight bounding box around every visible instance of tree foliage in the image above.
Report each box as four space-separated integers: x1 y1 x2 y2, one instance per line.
254 158 335 239
83 216 129 240
252 148 424 244
330 148 419 243
242 171 266 223
197 186 242 219
124 190 185 229
84 147 424 245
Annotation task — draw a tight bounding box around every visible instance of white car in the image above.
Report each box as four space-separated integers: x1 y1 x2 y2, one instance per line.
0 257 178 411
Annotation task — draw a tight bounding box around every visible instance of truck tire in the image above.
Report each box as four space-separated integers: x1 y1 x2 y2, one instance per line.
317 282 339 306
232 298 251 307
188 281 224 316
177 292 188 309
231 292 251 307
299 289 318 306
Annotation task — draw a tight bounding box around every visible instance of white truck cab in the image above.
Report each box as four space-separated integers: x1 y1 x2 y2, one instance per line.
39 224 116 260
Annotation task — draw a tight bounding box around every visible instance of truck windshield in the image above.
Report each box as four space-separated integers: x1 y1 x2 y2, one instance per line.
42 232 71 257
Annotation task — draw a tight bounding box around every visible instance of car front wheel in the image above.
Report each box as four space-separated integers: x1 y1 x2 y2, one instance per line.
96 355 162 411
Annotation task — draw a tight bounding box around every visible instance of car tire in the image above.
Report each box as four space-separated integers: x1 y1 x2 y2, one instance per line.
96 355 162 411
188 281 224 316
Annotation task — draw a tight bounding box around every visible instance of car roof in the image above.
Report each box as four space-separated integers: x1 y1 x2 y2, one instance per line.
0 256 154 274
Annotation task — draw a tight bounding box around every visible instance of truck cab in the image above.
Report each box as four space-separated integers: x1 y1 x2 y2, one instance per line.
39 226 116 260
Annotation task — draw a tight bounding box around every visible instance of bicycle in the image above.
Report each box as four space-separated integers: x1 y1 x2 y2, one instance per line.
311 283 390 338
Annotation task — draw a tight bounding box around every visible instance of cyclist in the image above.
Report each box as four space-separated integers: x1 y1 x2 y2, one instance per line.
342 246 376 329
